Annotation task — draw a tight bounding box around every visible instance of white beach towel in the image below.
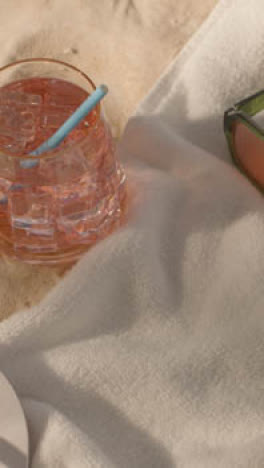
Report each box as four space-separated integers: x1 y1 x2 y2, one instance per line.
2 0 264 466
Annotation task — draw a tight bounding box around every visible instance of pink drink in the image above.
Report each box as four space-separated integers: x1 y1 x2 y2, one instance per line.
0 76 126 264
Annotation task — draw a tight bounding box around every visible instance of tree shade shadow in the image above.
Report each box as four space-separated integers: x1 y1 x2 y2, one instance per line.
25 361 176 468
0 438 27 468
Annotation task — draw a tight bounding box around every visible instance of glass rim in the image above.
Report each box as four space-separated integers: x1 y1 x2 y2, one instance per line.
0 57 99 160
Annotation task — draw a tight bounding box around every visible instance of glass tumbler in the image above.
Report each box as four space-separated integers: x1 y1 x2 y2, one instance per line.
0 59 127 264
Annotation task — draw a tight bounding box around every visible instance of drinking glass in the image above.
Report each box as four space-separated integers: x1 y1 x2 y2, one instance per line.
0 59 127 264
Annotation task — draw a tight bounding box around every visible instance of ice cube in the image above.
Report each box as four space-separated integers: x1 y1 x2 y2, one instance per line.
56 172 111 242
0 134 27 154
19 111 36 134
38 146 90 185
40 110 70 129
0 104 36 150
9 189 53 229
0 91 42 107
9 187 57 252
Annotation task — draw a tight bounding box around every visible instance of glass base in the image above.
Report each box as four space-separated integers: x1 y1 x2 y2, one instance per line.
0 186 128 265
